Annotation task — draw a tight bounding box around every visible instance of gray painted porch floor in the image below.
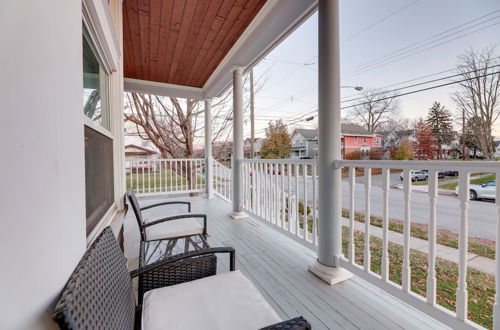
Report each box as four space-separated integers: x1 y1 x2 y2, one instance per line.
123 195 450 330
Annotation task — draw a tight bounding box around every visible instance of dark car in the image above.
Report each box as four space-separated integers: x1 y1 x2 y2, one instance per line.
443 170 459 177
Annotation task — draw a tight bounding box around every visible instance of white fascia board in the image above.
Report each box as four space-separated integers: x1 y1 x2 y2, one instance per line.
83 0 121 72
203 0 318 99
124 78 204 100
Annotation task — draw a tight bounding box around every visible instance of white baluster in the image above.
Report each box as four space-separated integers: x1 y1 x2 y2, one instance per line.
402 168 411 293
312 164 318 247
364 167 371 272
348 166 355 264
493 169 500 329
281 163 286 228
303 164 308 241
295 164 300 235
382 168 390 282
456 171 470 321
288 163 292 232
153 160 156 192
426 169 437 305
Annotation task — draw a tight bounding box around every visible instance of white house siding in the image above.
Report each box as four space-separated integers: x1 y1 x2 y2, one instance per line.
0 1 124 329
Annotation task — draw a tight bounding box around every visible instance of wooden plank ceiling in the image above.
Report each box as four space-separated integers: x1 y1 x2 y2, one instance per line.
123 0 267 88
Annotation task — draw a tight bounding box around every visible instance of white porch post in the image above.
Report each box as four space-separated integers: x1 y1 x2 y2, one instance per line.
308 0 352 285
230 67 248 219
204 99 214 199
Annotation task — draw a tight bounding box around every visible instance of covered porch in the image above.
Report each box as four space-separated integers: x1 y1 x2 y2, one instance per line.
124 195 449 330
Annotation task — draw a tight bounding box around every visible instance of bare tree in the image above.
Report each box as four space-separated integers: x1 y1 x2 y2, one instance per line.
125 92 232 159
452 46 500 160
347 88 400 132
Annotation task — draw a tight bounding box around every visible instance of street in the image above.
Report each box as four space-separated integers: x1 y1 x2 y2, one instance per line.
239 172 497 240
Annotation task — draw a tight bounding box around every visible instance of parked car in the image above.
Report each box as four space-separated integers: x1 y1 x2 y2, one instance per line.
438 171 445 178
455 180 496 200
443 170 459 177
400 170 428 182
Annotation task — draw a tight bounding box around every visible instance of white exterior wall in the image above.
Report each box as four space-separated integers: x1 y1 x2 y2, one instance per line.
0 1 85 329
0 0 124 328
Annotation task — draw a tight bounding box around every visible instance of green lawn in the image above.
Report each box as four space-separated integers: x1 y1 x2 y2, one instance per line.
341 209 495 259
342 228 495 329
126 170 204 193
439 174 496 190
412 176 456 186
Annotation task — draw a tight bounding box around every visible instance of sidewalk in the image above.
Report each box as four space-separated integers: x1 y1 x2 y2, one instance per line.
342 217 495 275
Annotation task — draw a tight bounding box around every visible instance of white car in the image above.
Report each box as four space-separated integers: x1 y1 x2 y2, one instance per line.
400 170 428 182
455 180 496 200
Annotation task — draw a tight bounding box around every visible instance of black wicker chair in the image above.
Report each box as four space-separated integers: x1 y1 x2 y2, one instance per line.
127 187 207 241
53 227 311 330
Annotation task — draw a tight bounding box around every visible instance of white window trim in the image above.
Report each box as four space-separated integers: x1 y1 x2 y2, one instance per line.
84 115 115 140
86 202 117 246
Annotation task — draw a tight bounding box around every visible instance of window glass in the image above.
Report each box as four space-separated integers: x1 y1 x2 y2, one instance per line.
83 28 109 129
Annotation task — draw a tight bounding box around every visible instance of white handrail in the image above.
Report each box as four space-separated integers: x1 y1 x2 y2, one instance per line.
241 157 498 329
125 158 205 195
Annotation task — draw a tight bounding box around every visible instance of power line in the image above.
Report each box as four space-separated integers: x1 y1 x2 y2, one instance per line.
342 0 420 43
341 70 500 110
346 9 500 75
342 63 500 104
345 19 500 79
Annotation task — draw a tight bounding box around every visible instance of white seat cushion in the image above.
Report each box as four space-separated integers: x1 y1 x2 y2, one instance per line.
145 217 203 240
142 270 282 330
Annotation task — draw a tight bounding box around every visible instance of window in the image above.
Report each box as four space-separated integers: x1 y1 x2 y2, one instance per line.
375 137 379 144
83 28 110 129
363 137 367 143
84 126 114 235
83 26 114 235
354 137 358 144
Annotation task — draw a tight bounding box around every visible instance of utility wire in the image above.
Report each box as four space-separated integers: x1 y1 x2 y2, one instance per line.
343 9 500 76
342 63 500 103
342 0 420 43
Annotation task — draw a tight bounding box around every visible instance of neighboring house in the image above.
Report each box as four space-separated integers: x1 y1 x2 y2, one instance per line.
379 129 415 150
125 144 158 172
494 140 500 158
213 141 233 161
290 128 318 158
244 138 263 158
290 125 382 159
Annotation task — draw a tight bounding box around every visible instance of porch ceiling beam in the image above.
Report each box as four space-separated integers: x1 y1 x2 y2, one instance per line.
124 78 204 100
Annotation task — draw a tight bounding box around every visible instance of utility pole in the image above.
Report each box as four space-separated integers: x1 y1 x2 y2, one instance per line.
250 68 255 158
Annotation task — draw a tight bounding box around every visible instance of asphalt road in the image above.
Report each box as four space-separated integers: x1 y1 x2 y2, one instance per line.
236 172 497 240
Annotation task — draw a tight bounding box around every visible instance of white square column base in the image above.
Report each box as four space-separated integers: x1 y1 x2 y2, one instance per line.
308 259 352 286
229 211 248 220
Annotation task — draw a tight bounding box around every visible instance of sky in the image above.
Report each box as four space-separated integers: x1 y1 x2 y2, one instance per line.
244 0 500 139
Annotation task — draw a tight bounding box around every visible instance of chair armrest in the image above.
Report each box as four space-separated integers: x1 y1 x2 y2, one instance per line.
143 214 207 236
260 317 311 330
140 201 191 212
130 247 236 278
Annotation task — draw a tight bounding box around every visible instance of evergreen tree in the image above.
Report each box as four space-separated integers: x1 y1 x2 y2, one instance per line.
425 102 454 159
259 120 292 159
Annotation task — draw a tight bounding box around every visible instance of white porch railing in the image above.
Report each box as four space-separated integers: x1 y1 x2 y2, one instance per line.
126 158 206 195
239 159 318 250
335 159 499 329
239 158 499 329
213 159 232 202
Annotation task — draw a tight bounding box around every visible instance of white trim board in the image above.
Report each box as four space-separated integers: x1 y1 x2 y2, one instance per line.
123 0 317 100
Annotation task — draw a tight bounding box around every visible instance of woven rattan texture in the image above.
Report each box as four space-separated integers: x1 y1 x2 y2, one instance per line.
260 316 312 329
139 254 216 301
53 228 136 330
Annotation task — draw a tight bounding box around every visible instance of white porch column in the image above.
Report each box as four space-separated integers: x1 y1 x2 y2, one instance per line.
230 67 248 219
308 0 352 285
204 99 214 199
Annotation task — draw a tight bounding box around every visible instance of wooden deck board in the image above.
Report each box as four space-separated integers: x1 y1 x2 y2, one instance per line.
124 196 451 330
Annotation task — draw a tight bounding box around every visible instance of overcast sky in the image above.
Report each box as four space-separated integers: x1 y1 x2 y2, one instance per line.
245 0 500 139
